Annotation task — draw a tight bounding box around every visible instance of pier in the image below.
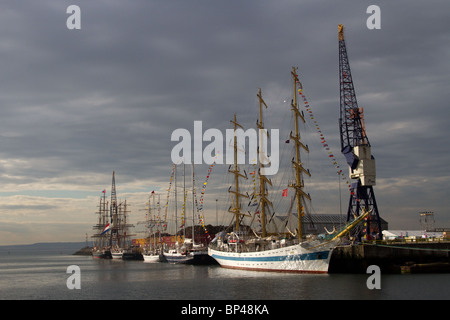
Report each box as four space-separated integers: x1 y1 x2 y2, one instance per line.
329 239 450 274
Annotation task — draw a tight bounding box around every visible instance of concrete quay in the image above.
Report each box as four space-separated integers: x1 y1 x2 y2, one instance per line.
329 240 450 274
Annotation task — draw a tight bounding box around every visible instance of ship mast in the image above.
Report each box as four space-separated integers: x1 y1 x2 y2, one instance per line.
174 164 178 244
229 114 249 232
256 89 273 238
289 68 311 241
92 190 108 248
110 171 118 247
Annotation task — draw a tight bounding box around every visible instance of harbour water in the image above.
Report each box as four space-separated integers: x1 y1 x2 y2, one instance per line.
1 246 449 302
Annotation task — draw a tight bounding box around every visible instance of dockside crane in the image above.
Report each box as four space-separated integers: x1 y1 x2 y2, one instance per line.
338 24 382 240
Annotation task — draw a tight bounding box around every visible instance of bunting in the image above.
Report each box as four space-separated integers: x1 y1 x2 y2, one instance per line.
295 74 353 194
249 166 258 207
194 152 220 235
153 195 161 230
179 190 188 229
248 164 261 227
162 164 176 231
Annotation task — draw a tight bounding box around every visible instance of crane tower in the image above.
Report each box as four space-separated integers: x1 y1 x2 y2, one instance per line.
338 24 382 240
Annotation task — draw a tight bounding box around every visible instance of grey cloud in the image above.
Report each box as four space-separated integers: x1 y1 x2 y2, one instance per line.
0 0 449 244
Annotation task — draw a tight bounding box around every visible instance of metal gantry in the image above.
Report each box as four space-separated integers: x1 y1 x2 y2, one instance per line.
338 24 382 240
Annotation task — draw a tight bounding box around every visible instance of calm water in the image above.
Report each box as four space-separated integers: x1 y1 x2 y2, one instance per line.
0 250 449 301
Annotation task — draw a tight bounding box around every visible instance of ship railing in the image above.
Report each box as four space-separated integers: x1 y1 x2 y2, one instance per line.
363 237 450 245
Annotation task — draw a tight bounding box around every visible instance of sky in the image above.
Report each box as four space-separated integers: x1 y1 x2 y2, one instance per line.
0 0 449 245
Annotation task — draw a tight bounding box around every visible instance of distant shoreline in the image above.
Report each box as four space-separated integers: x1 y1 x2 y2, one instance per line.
0 241 89 255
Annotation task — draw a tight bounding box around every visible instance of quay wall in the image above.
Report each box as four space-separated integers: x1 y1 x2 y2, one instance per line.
329 241 450 273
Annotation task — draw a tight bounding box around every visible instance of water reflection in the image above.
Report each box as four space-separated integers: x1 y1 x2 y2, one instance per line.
2 253 449 300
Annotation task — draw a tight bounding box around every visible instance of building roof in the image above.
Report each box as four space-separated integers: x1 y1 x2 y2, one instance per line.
302 214 348 224
277 213 388 225
383 230 443 238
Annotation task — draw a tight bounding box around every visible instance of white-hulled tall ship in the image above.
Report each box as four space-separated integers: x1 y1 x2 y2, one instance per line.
143 191 162 263
208 68 369 273
163 164 212 264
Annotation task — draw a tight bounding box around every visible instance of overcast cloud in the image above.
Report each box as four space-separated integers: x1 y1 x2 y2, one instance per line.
0 0 449 245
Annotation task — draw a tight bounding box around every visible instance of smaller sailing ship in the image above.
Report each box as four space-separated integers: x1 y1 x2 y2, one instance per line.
143 192 162 263
143 251 160 263
208 68 369 273
163 164 196 264
111 248 123 259
118 200 143 261
162 164 213 264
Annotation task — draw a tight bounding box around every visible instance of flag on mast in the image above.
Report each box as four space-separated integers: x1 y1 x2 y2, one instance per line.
101 223 111 235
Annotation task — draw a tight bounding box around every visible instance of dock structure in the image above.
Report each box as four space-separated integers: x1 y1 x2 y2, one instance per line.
329 240 450 273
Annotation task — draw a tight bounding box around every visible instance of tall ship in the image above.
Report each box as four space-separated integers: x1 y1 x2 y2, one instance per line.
92 189 112 259
91 171 141 260
162 164 192 263
161 163 215 264
208 67 369 273
163 164 205 264
142 191 163 263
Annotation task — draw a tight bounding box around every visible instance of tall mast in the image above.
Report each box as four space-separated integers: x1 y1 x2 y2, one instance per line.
183 163 186 239
122 200 132 248
229 114 249 231
101 190 107 247
95 198 100 247
174 165 178 244
152 193 156 248
289 68 311 241
93 193 105 248
256 89 273 237
110 171 118 247
192 163 195 244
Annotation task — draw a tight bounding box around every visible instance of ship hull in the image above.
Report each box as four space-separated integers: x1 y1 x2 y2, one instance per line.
143 254 160 263
92 250 112 259
208 241 335 274
122 252 144 261
184 250 218 265
163 251 193 264
111 252 123 259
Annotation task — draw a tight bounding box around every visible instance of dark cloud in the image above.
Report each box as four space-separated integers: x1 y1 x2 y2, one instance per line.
0 0 449 244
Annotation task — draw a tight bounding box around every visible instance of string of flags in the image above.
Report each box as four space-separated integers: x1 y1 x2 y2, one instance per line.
179 190 188 229
189 152 221 235
293 75 353 195
162 164 176 231
248 165 262 227
194 158 218 235
249 167 258 206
